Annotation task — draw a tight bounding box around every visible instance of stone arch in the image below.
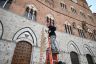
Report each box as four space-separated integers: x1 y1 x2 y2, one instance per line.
83 44 95 64
67 40 81 54
83 44 94 56
12 27 37 46
67 41 81 64
0 20 4 39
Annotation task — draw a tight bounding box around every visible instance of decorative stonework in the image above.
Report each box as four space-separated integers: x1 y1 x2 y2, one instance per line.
12 27 37 46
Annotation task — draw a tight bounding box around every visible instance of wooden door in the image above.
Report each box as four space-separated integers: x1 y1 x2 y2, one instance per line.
11 41 32 64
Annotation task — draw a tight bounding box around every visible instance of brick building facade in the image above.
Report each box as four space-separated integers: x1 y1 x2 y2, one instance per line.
0 0 96 64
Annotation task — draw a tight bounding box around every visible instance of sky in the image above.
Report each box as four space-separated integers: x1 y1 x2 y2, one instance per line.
86 0 96 13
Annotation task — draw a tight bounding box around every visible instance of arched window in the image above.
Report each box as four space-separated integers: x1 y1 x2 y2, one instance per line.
60 2 67 10
64 24 73 34
70 51 80 64
64 21 73 34
71 6 77 14
78 29 85 38
46 14 55 26
0 0 13 9
80 10 86 18
86 54 94 64
77 24 85 38
25 5 37 21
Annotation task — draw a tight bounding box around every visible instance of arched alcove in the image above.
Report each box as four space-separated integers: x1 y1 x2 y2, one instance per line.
83 44 95 64
46 14 55 20
12 27 37 46
67 41 81 54
70 51 80 64
46 13 55 26
86 54 94 64
25 4 37 21
83 44 94 56
67 41 81 64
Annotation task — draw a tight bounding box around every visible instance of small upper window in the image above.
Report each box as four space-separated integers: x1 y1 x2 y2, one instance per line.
64 21 73 34
46 14 55 26
25 5 37 21
0 0 13 9
71 6 77 14
60 2 67 10
71 0 78 3
45 0 54 7
80 11 86 18
88 14 94 21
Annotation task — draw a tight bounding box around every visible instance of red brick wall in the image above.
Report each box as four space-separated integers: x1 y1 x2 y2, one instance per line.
9 0 96 33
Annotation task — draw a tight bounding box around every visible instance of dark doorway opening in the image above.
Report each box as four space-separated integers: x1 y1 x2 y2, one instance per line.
70 51 80 64
86 54 94 64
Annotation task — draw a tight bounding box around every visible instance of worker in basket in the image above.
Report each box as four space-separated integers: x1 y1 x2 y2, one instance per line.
48 21 59 54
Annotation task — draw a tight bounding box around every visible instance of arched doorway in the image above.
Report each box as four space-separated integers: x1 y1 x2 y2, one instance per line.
86 54 94 64
11 41 32 64
70 51 80 64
